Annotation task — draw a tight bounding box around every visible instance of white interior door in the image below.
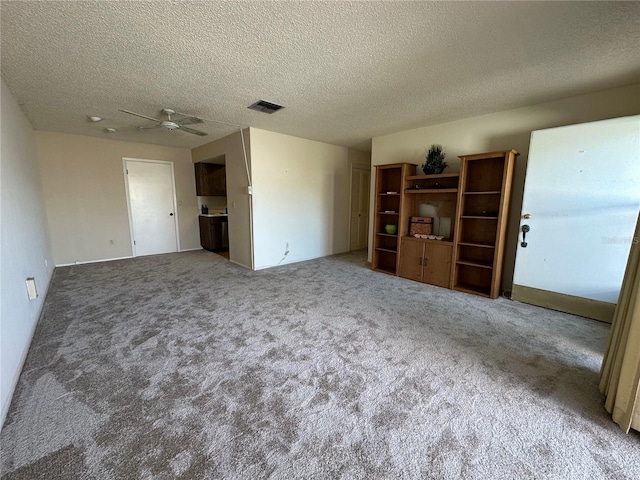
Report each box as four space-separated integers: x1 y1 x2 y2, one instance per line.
350 165 371 250
512 116 640 321
125 159 179 257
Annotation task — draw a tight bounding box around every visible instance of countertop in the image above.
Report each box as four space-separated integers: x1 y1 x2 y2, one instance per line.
199 213 228 217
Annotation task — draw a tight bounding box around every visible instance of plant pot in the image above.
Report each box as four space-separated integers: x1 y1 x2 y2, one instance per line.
423 165 445 175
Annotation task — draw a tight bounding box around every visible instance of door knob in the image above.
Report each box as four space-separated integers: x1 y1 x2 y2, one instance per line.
521 224 530 247
523 214 531 219
169 213 174 216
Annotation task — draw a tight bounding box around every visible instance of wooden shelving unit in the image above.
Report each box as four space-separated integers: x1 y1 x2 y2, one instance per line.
396 168 459 289
372 163 413 275
374 151 516 299
452 150 518 298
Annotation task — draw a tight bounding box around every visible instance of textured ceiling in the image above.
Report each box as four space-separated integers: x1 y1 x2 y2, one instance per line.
1 1 639 151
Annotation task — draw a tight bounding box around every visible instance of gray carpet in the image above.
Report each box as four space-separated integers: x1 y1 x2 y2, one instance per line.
1 249 638 479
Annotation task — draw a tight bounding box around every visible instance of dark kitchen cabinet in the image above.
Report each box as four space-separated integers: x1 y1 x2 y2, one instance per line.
199 216 228 252
195 163 226 196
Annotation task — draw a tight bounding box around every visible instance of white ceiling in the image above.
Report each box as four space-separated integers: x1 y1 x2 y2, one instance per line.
1 1 639 151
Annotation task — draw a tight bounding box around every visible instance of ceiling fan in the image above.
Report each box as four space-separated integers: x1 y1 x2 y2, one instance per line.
118 108 208 136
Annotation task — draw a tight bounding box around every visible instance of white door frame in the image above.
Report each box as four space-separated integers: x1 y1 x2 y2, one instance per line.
123 157 181 257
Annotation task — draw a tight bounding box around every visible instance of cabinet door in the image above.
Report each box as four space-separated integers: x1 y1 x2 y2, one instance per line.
210 218 223 251
398 237 425 282
195 163 226 196
423 243 452 288
199 216 213 249
195 163 207 196
211 166 227 196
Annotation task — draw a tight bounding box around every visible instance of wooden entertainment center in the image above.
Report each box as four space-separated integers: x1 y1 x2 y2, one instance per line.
372 149 517 299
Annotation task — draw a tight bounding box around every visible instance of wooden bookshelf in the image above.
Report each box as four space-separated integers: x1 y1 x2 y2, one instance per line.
452 150 518 298
372 163 413 274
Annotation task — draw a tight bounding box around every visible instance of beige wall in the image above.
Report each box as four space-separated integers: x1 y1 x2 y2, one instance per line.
249 128 351 269
36 132 199 265
191 129 253 269
348 148 371 169
1 80 55 426
371 83 640 290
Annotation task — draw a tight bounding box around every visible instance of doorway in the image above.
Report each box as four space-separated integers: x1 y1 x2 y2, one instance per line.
124 158 179 257
512 116 640 322
350 164 371 251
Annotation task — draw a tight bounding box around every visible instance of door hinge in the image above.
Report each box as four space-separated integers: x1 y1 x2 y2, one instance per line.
126 169 129 174
134 240 136 245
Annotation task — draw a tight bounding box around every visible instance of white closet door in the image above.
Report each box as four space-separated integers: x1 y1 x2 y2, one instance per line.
125 159 178 257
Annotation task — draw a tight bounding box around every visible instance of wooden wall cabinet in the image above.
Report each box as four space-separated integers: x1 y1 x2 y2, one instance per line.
399 237 452 288
195 163 226 196
452 150 517 298
372 163 413 275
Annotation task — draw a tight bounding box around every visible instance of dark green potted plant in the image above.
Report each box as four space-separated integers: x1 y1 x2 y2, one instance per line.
422 144 448 175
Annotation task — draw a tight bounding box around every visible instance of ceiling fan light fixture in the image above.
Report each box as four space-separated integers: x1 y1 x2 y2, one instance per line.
88 115 103 122
120 108 207 136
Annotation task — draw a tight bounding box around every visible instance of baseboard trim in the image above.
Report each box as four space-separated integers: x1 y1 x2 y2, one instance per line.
512 284 615 323
1 267 54 430
229 259 251 270
57 249 207 267
56 256 134 267
632 407 640 433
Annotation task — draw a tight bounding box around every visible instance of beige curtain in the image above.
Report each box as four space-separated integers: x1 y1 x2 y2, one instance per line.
600 213 640 433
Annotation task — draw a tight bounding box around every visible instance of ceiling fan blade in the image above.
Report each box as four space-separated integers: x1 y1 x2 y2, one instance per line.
179 126 208 136
137 125 162 131
176 117 204 126
175 111 205 125
119 109 161 123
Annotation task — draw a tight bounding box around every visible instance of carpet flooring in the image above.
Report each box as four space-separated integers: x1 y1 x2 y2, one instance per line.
1 249 639 479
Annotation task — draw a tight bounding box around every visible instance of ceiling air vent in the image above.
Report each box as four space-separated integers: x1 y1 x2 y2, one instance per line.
248 100 284 114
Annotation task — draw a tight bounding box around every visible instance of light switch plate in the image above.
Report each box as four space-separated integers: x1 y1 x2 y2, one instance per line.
26 277 37 300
